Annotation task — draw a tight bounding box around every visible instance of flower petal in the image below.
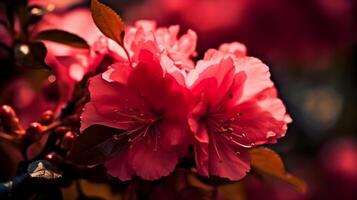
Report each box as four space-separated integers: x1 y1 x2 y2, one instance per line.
105 149 134 181
81 74 149 131
234 57 274 104
131 139 180 180
208 137 250 181
219 42 247 57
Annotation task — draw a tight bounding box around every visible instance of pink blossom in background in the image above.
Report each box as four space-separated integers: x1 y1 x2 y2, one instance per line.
34 8 103 54
33 8 107 108
187 43 291 180
320 139 357 180
81 49 191 180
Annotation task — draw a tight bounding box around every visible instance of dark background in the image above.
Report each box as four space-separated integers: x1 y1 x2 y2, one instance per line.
1 0 357 199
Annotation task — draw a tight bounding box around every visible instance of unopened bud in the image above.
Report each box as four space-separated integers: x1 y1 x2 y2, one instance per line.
25 122 44 143
65 114 80 126
0 105 25 135
45 152 63 164
60 131 77 150
39 110 54 125
54 126 71 137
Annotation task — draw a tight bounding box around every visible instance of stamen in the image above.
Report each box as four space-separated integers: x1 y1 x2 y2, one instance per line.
211 134 222 162
223 135 252 148
125 125 146 136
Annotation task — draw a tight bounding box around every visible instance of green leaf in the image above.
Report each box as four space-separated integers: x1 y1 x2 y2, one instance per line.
67 125 125 166
91 0 125 45
35 29 90 49
250 148 307 193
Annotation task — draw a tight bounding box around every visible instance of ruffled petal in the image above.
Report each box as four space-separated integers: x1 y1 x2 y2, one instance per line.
219 42 247 57
234 57 274 104
229 93 289 145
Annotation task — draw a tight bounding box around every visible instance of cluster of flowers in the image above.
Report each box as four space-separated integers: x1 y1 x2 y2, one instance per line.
71 20 291 181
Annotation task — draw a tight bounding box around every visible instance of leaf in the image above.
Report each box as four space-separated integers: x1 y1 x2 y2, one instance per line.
91 0 125 45
218 182 246 200
67 125 125 166
250 148 307 193
35 29 90 49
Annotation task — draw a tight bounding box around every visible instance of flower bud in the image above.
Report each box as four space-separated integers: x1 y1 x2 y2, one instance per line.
46 152 63 164
60 131 77 150
54 126 71 137
0 105 25 135
39 110 54 125
25 122 44 143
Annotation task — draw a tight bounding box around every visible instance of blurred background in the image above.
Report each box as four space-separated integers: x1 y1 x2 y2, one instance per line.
1 0 357 199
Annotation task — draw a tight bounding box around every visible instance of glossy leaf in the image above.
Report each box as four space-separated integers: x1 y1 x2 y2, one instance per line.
250 148 307 193
35 29 90 49
67 125 125 166
91 0 125 45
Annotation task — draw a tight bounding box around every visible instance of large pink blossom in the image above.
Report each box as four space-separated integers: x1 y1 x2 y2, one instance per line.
78 20 200 181
80 47 191 180
187 43 291 180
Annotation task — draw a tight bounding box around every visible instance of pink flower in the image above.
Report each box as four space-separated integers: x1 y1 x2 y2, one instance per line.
187 43 291 180
80 49 191 180
35 8 103 54
44 37 107 106
119 20 197 71
33 8 107 107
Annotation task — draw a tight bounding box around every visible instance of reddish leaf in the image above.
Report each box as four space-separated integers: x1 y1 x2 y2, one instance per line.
250 148 307 193
67 125 125 166
219 183 246 200
35 29 90 49
91 0 125 45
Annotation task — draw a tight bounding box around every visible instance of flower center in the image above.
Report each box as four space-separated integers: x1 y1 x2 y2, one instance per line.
203 108 251 161
112 105 163 151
